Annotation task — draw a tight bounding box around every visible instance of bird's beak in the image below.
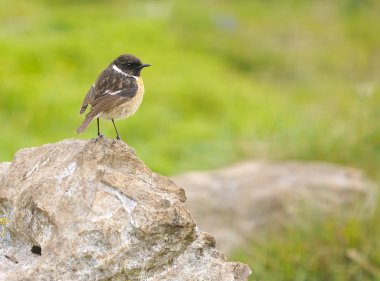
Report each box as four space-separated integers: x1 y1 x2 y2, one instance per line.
141 63 151 68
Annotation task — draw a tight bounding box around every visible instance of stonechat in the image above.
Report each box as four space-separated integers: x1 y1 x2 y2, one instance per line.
76 54 150 139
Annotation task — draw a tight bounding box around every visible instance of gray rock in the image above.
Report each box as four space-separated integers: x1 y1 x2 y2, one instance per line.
0 162 10 180
173 161 374 254
0 138 250 281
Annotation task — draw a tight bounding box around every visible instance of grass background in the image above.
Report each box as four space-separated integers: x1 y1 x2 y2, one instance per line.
1 0 380 280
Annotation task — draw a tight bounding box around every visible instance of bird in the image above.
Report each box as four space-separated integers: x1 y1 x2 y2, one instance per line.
76 54 151 139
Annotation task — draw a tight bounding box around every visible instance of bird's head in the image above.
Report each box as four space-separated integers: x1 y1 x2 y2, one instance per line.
113 54 151 76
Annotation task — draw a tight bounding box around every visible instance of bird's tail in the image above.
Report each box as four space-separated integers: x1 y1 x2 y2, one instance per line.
76 115 95 134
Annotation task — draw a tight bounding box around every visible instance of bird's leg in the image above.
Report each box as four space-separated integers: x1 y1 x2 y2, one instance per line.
97 118 101 137
112 119 120 140
95 118 104 142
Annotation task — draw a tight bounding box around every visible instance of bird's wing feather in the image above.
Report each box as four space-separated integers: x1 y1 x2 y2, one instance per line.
79 85 96 114
85 68 138 117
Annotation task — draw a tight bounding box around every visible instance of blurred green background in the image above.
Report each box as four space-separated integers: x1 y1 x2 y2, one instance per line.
1 0 380 280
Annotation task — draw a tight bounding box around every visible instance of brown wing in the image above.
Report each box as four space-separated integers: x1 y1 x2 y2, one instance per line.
79 68 114 114
79 85 96 114
83 68 138 118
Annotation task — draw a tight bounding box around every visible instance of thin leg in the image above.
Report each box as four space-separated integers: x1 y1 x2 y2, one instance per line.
112 119 120 140
97 118 100 136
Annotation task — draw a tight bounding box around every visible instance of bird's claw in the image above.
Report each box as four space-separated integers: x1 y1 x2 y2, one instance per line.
95 134 104 142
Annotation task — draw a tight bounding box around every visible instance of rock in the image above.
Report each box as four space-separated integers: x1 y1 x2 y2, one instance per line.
0 162 10 180
173 161 374 254
0 138 251 281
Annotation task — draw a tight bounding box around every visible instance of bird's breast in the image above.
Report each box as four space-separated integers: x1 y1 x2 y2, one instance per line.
102 77 144 120
128 77 145 115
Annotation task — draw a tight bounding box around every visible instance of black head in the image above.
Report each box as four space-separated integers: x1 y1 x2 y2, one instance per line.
112 54 151 76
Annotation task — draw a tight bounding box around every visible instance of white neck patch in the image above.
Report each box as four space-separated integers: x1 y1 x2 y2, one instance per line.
112 65 138 80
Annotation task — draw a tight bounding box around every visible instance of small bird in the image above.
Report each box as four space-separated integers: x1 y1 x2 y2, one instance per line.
76 54 150 139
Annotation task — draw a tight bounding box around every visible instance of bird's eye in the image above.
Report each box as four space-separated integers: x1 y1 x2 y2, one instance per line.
126 63 132 67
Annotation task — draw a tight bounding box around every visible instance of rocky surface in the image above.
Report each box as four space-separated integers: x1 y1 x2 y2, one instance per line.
0 138 250 281
173 161 374 254
0 162 10 179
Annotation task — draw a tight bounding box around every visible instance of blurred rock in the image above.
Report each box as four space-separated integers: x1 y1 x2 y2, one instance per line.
173 161 374 254
0 139 250 281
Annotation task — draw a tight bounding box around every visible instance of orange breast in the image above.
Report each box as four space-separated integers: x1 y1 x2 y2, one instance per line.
101 77 144 120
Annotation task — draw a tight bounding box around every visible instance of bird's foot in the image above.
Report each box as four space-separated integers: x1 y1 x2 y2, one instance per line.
95 134 104 141
111 136 123 147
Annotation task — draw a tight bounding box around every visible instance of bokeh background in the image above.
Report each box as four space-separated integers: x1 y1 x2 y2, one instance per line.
1 0 380 280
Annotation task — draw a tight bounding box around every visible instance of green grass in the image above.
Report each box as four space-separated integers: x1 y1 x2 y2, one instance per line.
1 0 380 280
234 198 380 281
